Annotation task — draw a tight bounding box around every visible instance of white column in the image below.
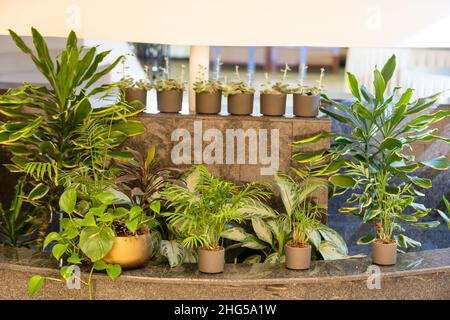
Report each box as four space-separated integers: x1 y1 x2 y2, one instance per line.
189 45 210 113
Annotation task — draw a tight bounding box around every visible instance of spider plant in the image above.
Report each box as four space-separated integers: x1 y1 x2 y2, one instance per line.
161 165 271 250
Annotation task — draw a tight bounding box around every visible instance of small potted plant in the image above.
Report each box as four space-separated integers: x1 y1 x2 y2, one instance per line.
259 64 290 116
193 57 223 114
291 65 325 117
223 66 255 115
161 165 270 273
120 59 151 105
153 57 185 113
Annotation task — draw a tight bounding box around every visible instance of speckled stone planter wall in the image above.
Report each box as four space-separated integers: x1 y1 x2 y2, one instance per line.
1 246 449 300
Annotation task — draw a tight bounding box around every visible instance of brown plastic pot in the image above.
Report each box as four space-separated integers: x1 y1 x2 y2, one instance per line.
196 91 222 114
227 93 254 115
260 93 286 116
293 94 321 117
103 230 152 269
372 240 397 266
198 247 225 273
285 244 312 270
125 88 147 105
157 90 183 113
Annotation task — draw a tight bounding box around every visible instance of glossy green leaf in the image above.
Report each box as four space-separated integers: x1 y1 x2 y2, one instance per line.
407 175 432 189
43 232 61 249
381 54 396 83
379 137 402 151
251 217 272 244
221 226 249 242
373 69 386 102
59 189 77 214
28 275 45 298
28 183 50 200
356 234 376 245
241 235 268 250
329 174 356 188
410 221 440 229
421 156 450 170
346 72 361 100
106 264 122 281
160 240 185 268
51 243 67 260
79 226 115 262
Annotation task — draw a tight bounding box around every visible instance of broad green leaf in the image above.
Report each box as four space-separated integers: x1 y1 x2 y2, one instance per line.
317 225 348 256
251 217 272 244
93 260 108 270
149 200 161 214
421 156 450 170
242 254 262 264
411 221 440 229
221 227 249 242
237 202 277 219
106 264 122 281
94 192 114 205
306 228 321 249
346 72 361 100
357 234 376 245
264 252 284 263
291 131 331 146
43 232 61 249
373 69 386 102
381 54 396 83
407 175 432 189
51 243 67 260
396 88 413 107
241 235 268 250
329 174 356 188
79 212 97 227
28 275 45 298
73 97 92 124
160 240 185 268
145 146 156 169
111 120 145 137
396 234 421 249
59 189 77 214
79 226 115 262
318 241 346 260
60 266 76 281
379 137 402 151
67 253 82 264
29 183 50 200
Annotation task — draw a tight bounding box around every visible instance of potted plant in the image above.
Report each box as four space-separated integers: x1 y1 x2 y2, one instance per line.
0 28 145 249
120 60 151 105
222 66 255 115
291 65 325 117
193 58 223 114
259 64 290 116
153 57 185 113
292 55 450 265
161 165 270 273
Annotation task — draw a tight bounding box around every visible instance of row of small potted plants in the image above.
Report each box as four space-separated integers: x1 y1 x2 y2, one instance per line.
122 59 325 117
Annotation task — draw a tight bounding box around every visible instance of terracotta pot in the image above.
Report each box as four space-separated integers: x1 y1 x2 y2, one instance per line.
285 244 311 270
196 91 222 114
372 240 397 265
157 90 183 113
125 88 147 105
293 94 320 117
198 247 225 274
260 93 286 116
227 93 254 115
103 231 152 269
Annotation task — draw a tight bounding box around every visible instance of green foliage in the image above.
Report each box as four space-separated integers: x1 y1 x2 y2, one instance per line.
290 65 325 96
0 28 145 248
293 54 449 247
193 65 222 93
222 66 255 96
153 58 185 92
0 178 41 247
161 165 271 250
437 196 450 230
260 64 291 94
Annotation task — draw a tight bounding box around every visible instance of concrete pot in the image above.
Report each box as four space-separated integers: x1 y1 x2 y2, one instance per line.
157 90 183 113
196 92 222 114
285 244 311 270
103 231 152 269
372 241 397 266
293 94 320 117
227 93 254 115
260 93 286 116
198 247 225 273
125 88 147 105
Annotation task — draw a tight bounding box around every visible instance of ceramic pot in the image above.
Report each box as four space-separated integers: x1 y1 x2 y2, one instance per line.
260 93 286 116
285 244 311 270
196 92 222 114
103 230 152 269
372 240 397 265
125 88 147 105
293 94 320 117
157 90 183 113
198 247 225 273
227 93 254 115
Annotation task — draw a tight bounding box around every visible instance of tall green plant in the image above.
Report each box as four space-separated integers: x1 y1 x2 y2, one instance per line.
161 165 271 250
0 28 145 248
293 55 450 248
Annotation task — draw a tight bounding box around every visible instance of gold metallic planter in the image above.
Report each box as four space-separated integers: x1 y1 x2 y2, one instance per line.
103 231 152 269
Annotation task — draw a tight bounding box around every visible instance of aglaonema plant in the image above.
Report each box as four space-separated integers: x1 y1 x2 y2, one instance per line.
0 28 145 249
292 54 450 250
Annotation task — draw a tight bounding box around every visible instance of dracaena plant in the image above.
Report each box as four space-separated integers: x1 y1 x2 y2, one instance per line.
222 65 255 97
292 54 450 249
0 28 145 249
160 165 271 250
28 189 160 299
153 57 185 92
260 64 291 94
